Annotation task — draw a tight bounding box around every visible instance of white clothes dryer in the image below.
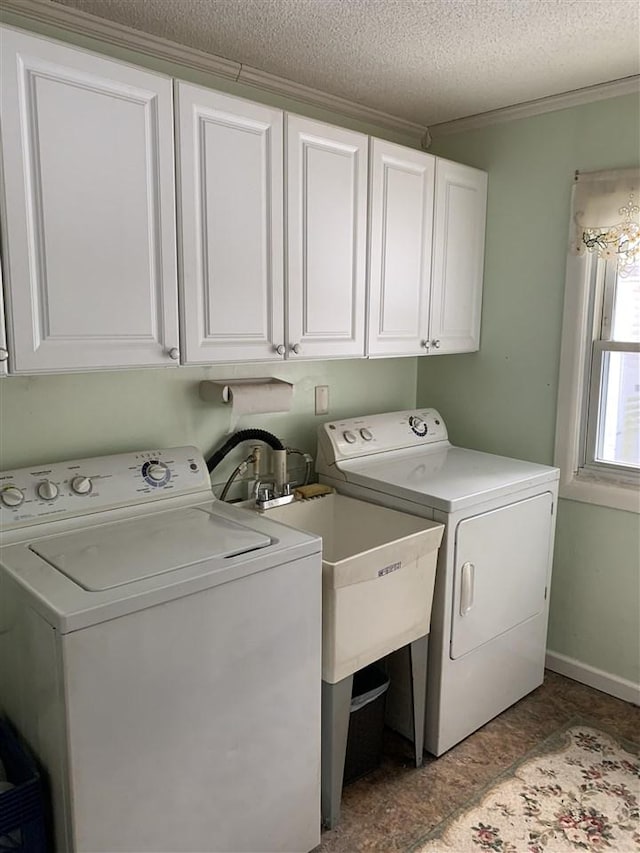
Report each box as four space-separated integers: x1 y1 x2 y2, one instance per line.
0 446 321 853
316 409 559 757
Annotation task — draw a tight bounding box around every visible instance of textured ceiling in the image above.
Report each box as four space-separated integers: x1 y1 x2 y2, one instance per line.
51 0 640 125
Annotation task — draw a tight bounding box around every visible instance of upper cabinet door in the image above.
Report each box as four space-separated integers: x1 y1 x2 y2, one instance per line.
0 261 8 377
286 115 367 359
430 159 487 354
0 28 179 374
175 83 284 364
367 140 435 357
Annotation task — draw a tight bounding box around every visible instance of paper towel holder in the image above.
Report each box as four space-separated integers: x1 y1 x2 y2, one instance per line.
199 378 293 412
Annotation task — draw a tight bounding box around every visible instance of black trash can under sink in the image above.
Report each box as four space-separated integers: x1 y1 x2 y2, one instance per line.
343 665 390 785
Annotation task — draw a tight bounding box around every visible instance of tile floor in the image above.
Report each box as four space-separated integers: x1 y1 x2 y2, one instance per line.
318 671 640 852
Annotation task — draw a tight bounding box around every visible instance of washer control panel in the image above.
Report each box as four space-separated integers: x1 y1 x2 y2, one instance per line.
318 409 449 463
0 446 210 530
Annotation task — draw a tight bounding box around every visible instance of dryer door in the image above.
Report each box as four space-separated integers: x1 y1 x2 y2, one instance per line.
450 492 553 659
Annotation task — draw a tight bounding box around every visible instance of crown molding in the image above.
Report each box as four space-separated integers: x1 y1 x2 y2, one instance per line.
0 0 242 79
236 66 427 138
0 0 428 141
3 0 636 142
430 76 640 137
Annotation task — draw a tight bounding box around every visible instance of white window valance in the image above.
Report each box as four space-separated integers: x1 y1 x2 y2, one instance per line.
572 167 639 274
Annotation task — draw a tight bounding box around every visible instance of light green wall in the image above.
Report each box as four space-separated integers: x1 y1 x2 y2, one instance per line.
0 13 419 490
0 360 417 489
419 94 640 684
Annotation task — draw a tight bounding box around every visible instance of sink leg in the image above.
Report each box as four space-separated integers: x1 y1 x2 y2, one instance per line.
321 675 353 830
409 634 428 768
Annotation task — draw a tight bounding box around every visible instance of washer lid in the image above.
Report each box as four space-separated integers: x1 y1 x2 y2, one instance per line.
341 445 559 512
29 507 271 590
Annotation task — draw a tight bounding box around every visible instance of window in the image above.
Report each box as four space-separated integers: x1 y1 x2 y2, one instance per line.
555 168 640 513
583 257 639 477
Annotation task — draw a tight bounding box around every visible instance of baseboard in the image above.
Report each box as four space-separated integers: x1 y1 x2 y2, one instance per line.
546 650 640 706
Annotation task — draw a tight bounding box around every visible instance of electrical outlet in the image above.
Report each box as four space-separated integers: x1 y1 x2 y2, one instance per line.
315 385 329 416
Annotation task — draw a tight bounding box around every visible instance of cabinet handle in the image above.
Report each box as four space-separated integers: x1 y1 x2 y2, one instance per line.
460 561 475 616
431 339 441 349
291 343 301 355
275 344 286 356
420 340 430 350
167 347 180 360
0 348 8 362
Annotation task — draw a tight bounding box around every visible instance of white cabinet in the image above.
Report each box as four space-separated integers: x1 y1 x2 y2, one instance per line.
0 262 8 377
367 143 486 358
175 83 284 364
367 139 435 357
176 103 367 364
0 28 487 373
430 159 487 354
287 116 368 360
0 28 179 374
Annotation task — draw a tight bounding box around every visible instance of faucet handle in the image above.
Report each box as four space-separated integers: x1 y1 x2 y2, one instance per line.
253 479 275 502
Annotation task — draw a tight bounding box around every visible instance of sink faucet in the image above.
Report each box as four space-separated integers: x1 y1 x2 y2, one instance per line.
252 447 313 510
253 478 296 510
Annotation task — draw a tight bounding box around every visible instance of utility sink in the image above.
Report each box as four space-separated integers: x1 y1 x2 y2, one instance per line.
263 494 444 683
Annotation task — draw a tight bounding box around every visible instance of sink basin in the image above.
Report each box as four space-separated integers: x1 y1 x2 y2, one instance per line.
262 494 444 683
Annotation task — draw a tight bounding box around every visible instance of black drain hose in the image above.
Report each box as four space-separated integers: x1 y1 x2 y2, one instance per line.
206 429 285 474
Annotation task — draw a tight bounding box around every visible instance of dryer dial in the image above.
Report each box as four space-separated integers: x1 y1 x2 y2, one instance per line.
409 415 428 437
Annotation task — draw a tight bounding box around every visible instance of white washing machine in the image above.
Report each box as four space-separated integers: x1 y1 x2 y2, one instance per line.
316 409 559 757
0 446 321 853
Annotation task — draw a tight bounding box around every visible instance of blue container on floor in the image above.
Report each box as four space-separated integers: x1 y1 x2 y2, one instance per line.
0 719 48 853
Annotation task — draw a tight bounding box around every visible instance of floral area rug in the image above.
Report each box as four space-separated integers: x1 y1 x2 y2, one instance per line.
414 720 640 853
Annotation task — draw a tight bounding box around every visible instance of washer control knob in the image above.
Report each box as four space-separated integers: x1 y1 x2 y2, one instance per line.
360 428 373 441
71 476 92 495
37 480 59 501
146 463 168 482
343 430 357 444
1 486 25 508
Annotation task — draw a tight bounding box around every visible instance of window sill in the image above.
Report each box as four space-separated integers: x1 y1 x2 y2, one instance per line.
559 472 639 514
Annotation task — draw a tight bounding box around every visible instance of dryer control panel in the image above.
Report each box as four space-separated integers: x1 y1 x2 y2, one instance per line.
317 409 449 467
0 446 210 530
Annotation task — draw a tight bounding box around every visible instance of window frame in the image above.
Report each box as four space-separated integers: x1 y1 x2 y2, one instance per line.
554 250 639 513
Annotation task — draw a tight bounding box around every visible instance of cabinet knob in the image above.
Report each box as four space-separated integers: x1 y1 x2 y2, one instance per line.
167 347 180 360
0 348 8 362
291 343 301 355
431 339 441 349
275 344 286 356
420 340 430 349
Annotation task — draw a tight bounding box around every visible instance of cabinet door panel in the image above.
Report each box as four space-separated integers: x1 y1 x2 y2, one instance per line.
287 116 367 359
176 83 284 363
368 140 434 356
0 28 179 373
430 160 487 354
